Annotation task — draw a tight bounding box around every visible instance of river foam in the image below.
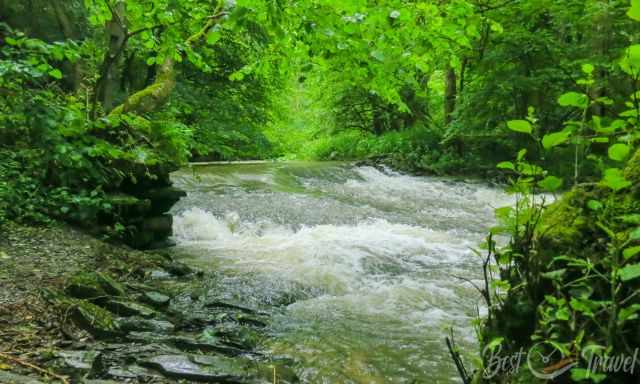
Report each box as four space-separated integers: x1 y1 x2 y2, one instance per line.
170 162 510 382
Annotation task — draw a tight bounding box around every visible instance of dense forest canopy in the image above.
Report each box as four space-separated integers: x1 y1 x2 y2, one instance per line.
2 0 640 382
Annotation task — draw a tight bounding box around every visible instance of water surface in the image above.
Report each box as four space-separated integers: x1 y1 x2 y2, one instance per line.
170 162 511 383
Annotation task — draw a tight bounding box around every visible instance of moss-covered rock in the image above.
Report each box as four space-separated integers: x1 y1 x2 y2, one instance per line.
66 272 126 299
102 299 157 318
536 188 592 259
624 148 640 195
71 300 122 339
117 317 175 333
140 291 171 307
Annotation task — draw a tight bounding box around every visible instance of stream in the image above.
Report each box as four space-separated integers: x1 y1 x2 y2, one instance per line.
169 162 512 383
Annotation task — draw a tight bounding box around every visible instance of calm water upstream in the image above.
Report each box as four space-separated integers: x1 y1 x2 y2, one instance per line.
169 162 512 383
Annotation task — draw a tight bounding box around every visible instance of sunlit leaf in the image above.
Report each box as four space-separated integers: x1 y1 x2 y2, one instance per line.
619 263 640 281
602 168 631 191
558 92 588 108
608 143 630 161
538 176 563 192
623 246 640 260
507 120 532 134
542 130 571 149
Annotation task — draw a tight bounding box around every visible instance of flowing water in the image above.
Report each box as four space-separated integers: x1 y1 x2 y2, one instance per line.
169 162 512 383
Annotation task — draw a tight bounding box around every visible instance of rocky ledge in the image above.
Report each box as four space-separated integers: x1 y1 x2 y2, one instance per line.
0 222 298 383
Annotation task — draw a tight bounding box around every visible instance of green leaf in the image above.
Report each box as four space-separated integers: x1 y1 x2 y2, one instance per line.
542 130 571 149
518 162 544 176
620 45 640 77
206 30 222 45
555 307 570 321
623 246 640 260
602 168 632 191
631 227 640 241
229 71 245 81
517 148 527 161
507 120 532 134
587 200 603 211
571 367 606 383
541 269 566 280
618 304 640 324
538 176 563 192
48 68 63 79
570 298 594 317
619 263 640 281
581 63 594 74
485 337 504 351
620 214 640 224
629 0 640 21
558 92 588 108
608 143 631 161
497 161 515 170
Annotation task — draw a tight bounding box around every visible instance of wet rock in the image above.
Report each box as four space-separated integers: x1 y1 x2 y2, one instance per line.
118 317 175 333
102 299 157 318
213 323 263 350
0 371 45 384
204 300 259 315
141 354 251 382
141 187 186 214
107 365 161 380
140 291 171 307
71 300 122 338
142 215 173 239
66 272 126 299
56 350 102 371
172 336 248 356
148 269 172 279
235 313 267 328
162 261 194 277
125 332 248 356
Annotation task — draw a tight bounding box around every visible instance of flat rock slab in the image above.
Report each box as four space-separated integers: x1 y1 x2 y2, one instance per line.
141 354 251 382
103 299 157 318
118 317 175 333
0 371 45 384
141 291 171 307
57 350 101 371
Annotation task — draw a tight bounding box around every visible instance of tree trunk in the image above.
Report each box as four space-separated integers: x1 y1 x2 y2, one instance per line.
444 62 457 125
93 2 127 117
51 0 82 90
108 58 176 117
107 13 225 119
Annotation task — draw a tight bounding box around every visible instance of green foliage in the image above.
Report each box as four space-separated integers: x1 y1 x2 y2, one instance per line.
481 8 640 382
0 24 188 226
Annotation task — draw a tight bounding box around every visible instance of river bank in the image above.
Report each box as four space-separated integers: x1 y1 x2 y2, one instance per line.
0 221 297 383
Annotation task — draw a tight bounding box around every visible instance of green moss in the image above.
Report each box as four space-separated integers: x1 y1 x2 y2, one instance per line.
72 299 122 338
536 189 591 257
66 272 126 299
624 148 640 195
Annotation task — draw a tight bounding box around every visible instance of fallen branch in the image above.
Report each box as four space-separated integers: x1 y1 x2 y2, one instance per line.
0 351 70 384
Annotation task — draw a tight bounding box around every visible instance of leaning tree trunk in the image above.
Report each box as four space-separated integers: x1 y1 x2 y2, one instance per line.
107 14 223 119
